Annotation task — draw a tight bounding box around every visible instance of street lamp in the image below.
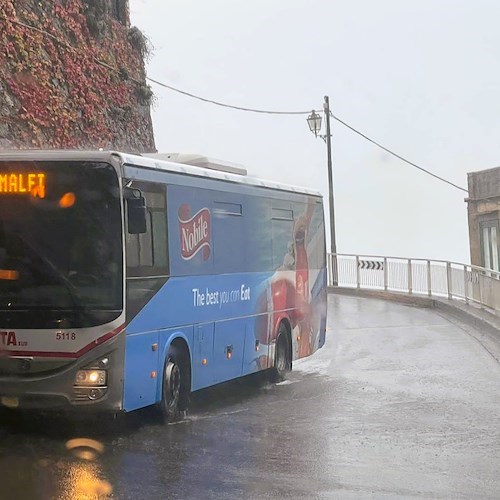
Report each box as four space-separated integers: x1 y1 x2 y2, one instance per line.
307 96 338 285
307 110 322 138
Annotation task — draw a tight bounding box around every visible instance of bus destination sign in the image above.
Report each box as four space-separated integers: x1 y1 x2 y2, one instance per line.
0 173 46 197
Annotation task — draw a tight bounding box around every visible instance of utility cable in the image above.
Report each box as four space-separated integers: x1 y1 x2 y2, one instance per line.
145 77 313 115
330 113 468 193
0 14 469 192
147 77 468 192
143 77 468 192
2 16 312 114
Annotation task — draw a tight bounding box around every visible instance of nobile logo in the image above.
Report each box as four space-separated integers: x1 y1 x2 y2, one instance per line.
178 204 211 261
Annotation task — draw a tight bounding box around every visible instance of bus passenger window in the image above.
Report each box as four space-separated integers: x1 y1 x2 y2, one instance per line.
126 231 140 267
125 181 168 277
138 213 153 266
272 208 294 270
151 211 168 268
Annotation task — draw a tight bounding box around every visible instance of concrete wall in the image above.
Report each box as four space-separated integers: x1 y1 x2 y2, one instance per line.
0 0 155 153
467 167 500 267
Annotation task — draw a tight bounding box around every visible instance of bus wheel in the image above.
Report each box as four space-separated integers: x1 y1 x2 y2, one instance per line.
271 322 291 382
160 348 184 422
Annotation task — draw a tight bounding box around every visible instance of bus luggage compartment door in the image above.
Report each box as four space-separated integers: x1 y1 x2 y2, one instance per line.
213 318 246 385
192 323 215 391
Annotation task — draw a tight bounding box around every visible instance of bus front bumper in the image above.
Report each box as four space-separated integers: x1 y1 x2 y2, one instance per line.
0 334 125 413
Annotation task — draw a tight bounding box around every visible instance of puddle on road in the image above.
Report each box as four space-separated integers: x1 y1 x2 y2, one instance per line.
167 408 249 425
275 379 299 386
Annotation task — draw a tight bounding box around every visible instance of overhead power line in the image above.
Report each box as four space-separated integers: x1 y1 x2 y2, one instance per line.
330 113 468 193
1 15 311 114
146 77 313 115
1 15 469 193
149 76 468 193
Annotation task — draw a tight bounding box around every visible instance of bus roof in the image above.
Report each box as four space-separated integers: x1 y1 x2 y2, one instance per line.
0 150 322 197
143 153 248 176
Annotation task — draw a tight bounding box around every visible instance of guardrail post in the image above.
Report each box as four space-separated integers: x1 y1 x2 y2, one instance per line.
332 254 338 287
446 262 452 299
327 254 333 286
478 271 483 309
383 257 388 291
464 265 469 304
408 259 412 294
427 260 432 297
356 255 360 289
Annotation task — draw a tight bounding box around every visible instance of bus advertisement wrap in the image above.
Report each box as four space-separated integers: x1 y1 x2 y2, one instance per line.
0 151 326 416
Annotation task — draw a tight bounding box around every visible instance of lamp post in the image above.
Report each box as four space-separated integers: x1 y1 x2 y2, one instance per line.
307 96 338 285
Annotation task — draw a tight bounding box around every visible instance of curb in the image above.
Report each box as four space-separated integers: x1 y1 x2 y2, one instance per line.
328 286 500 340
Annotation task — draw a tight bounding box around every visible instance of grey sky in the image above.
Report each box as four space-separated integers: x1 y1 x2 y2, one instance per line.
129 0 500 264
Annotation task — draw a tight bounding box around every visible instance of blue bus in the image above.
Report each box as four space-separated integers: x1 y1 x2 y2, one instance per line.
0 150 327 419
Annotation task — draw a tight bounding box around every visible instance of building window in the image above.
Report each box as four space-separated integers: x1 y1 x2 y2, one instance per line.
480 221 499 271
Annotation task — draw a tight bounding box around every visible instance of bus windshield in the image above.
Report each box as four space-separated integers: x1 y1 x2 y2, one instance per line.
0 161 122 328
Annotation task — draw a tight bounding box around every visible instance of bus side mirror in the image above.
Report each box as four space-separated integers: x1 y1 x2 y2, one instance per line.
127 196 147 234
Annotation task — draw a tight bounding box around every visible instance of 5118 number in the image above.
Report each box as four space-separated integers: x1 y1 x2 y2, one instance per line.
55 332 76 341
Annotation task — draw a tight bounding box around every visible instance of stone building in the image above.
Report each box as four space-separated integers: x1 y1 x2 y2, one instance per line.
467 166 500 270
0 0 155 153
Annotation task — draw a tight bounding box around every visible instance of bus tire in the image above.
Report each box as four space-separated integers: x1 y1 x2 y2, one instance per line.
271 322 291 382
159 344 190 422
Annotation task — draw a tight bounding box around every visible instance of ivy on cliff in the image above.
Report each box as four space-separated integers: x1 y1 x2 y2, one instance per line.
0 0 154 151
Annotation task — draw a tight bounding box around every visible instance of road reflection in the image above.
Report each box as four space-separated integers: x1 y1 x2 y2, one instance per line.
66 438 105 461
0 373 275 499
58 461 112 499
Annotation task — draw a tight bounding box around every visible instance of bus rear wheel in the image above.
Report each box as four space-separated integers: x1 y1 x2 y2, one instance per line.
271 322 291 382
159 345 189 422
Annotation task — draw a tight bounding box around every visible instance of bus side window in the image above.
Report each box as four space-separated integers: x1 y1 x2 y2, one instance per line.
213 201 243 274
126 182 168 277
151 210 168 268
138 212 153 266
272 208 294 270
126 231 140 267
126 210 152 267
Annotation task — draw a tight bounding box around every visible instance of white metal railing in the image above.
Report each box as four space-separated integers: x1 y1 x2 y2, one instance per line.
328 253 500 313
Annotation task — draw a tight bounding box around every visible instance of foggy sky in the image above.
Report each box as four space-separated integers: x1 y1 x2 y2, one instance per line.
129 0 500 264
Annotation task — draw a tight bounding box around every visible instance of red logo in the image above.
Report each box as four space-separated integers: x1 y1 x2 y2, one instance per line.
178 204 211 261
0 331 17 346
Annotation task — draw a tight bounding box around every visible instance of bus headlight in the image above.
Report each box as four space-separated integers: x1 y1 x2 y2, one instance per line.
75 369 107 387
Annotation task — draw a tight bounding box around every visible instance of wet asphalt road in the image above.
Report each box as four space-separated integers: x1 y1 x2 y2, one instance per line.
1 294 500 499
